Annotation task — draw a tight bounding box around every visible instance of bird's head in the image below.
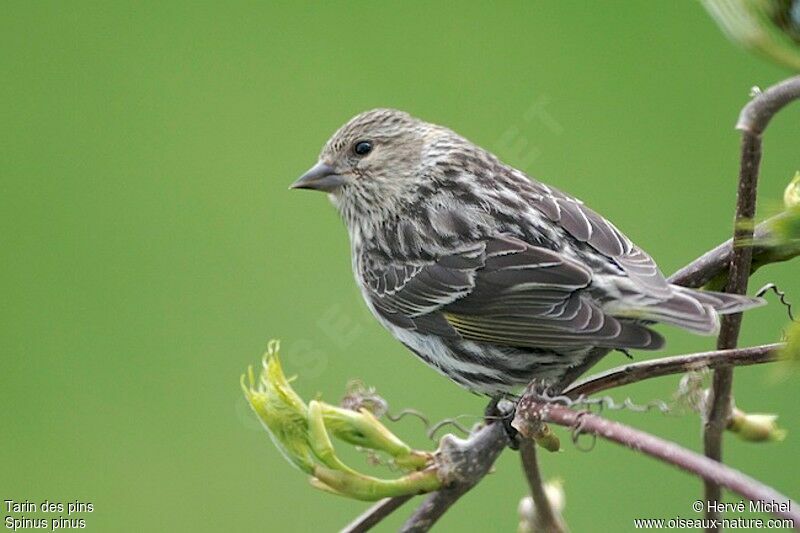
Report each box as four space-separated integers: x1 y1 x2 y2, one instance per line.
291 108 443 227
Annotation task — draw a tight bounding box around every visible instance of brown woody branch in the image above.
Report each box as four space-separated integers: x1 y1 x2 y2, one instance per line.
399 422 509 532
341 496 414 533
668 212 800 290
705 76 800 528
519 439 566 533
564 343 781 398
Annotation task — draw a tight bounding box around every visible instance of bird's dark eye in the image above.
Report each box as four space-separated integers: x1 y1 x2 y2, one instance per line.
353 141 373 156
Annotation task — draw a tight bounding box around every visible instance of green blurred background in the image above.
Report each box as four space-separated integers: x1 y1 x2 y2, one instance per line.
2 1 798 531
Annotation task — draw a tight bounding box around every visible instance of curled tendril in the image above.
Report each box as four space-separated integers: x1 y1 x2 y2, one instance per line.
385 408 430 427
756 282 796 322
494 386 676 453
342 383 476 443
385 409 475 442
570 411 597 452
426 417 474 440
538 389 674 415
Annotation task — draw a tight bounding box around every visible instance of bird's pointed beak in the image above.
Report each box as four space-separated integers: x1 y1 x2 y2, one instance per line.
290 162 346 193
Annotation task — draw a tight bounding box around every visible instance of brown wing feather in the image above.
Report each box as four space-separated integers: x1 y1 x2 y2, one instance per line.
529 182 672 298
362 236 664 351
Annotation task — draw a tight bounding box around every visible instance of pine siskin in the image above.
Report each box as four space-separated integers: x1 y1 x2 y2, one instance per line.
291 109 763 396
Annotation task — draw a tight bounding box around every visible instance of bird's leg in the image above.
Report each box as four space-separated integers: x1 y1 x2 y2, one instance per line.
485 396 520 449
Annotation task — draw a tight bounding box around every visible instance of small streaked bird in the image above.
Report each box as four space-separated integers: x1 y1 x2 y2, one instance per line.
291 109 763 396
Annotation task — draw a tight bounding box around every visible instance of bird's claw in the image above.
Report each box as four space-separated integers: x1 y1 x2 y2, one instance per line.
485 397 521 449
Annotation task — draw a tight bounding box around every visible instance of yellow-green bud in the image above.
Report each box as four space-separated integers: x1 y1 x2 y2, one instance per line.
517 479 567 533
728 407 787 442
784 171 800 209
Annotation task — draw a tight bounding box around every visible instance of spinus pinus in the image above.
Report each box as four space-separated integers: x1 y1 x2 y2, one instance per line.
291 109 763 396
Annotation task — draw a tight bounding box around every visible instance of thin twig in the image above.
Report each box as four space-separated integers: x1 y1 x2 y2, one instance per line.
514 398 800 525
705 76 800 528
668 212 800 289
737 76 800 134
340 496 414 533
519 440 566 533
564 343 781 398
704 121 759 522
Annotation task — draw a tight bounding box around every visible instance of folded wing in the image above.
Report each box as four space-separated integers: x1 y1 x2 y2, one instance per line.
361 236 665 351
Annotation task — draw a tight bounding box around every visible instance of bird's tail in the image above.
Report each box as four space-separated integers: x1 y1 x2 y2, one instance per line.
628 286 765 335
